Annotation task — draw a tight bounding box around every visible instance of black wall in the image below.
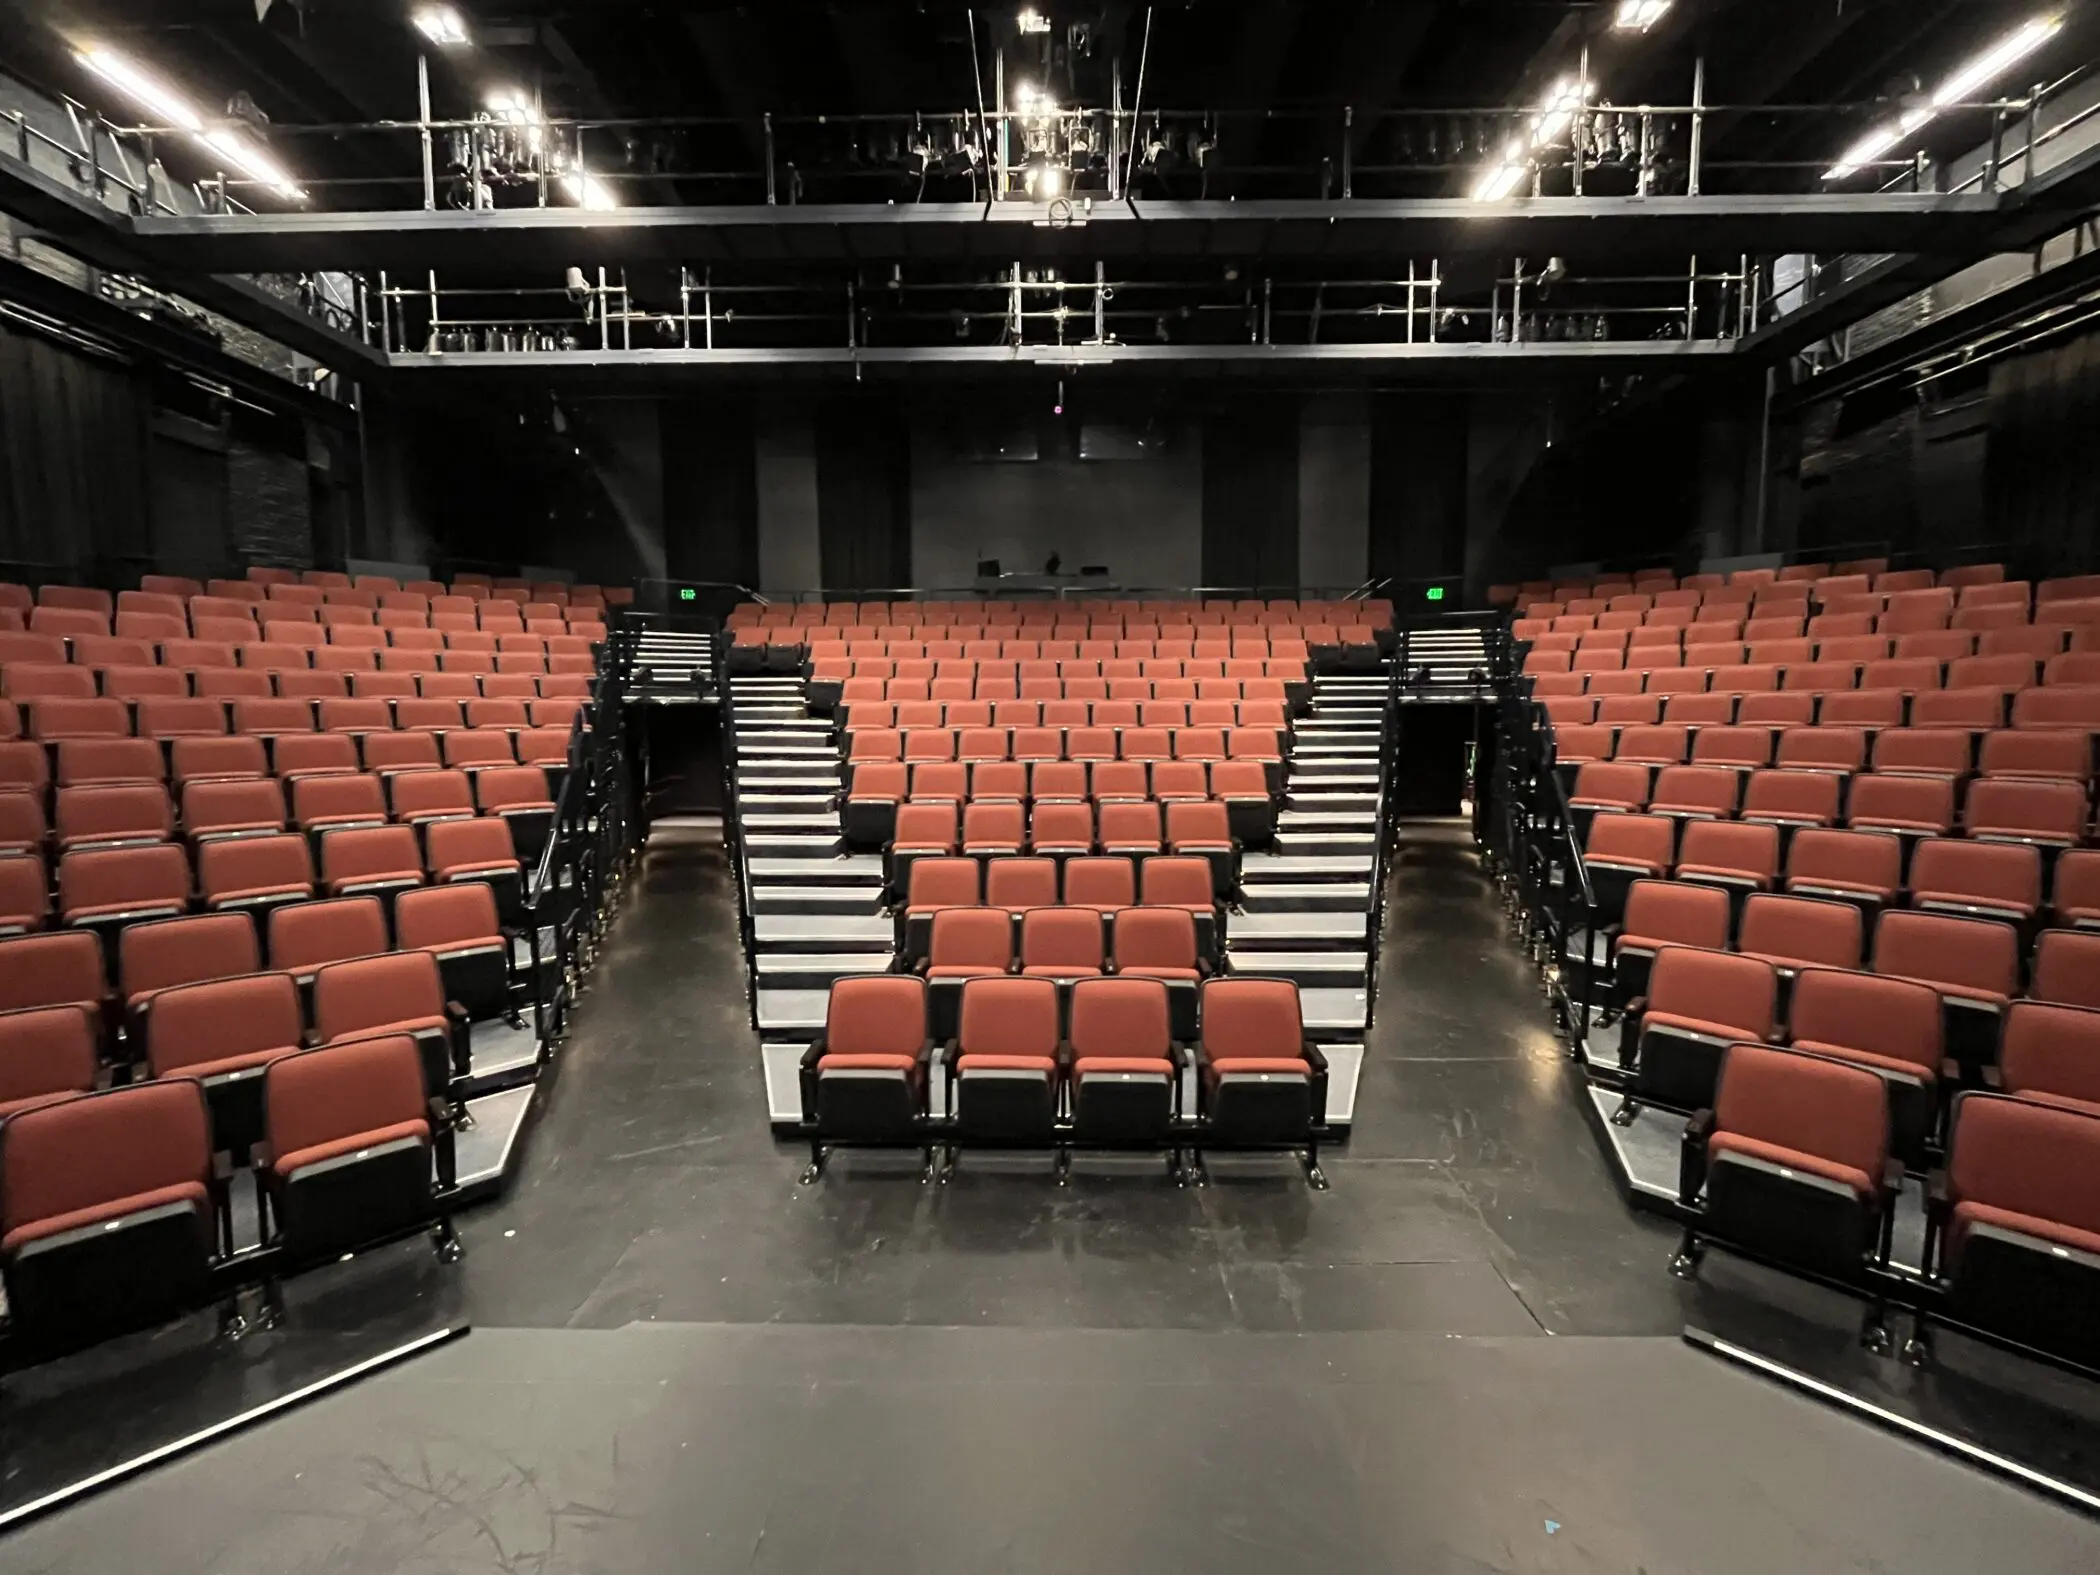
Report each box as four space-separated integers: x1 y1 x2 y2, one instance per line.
815 396 912 593
662 396 760 590
1200 396 1299 589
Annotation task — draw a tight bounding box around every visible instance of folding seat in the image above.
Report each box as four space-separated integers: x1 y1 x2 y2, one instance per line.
1670 818 1779 897
56 738 164 790
0 846 46 932
1933 1092 2100 1364
799 974 932 1152
1711 663 1779 695
316 696 393 738
1873 909 2019 1066
1541 697 1600 731
887 800 960 892
1998 1000 2100 1117
194 663 274 701
0 999 99 1117
1684 1042 1895 1284
918 904 1016 1037
946 975 1064 1142
1686 644 1748 673
1846 772 1956 838
2044 652 2100 686
1645 765 1740 822
1018 906 1106 982
1552 725 1615 769
422 816 523 922
310 949 468 1100
903 728 957 767
0 738 44 798
1623 944 1779 1114
2010 685 2100 731
55 840 189 941
1163 799 1235 895
1979 728 2089 784
1907 837 2043 929
1606 724 1683 768
394 882 512 1023
1025 759 1085 805
1062 726 1115 764
0 1077 219 1347
1910 687 2004 730
1688 725 1772 772
983 856 1058 918
1578 812 1677 923
1964 777 2085 848
389 768 477 831
1098 800 1164 858
292 772 390 836
2030 928 2100 1010
2 663 96 703
181 775 288 843
1744 616 1806 644
1088 759 1150 804
1028 800 1095 857
1194 978 1324 1159
1948 654 2039 695
318 824 425 902
1615 878 1732 1001
28 606 112 643
168 733 268 791
909 762 969 805
1591 696 1659 730
1807 612 1876 639
2053 849 2100 929
1775 726 1867 774
192 830 314 916
2041 574 2100 607
55 783 173 852
1738 772 1839 831
961 800 1025 857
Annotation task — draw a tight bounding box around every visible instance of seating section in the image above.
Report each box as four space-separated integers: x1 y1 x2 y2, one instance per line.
0 566 623 1359
1505 557 2100 1367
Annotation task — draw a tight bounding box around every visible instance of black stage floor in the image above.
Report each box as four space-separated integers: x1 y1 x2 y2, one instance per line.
5 822 2097 1568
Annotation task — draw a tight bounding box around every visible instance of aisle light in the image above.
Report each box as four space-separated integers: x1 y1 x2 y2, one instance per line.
1613 1 1672 31
77 46 304 200
1824 13 2063 181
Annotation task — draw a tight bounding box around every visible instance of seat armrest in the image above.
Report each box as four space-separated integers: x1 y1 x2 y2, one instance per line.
1679 1108 1714 1204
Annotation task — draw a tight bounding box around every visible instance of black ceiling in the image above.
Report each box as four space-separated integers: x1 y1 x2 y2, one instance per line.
6 0 2093 207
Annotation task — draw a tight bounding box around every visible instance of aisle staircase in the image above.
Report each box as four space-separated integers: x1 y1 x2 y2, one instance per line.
725 658 1392 1133
1396 622 1493 701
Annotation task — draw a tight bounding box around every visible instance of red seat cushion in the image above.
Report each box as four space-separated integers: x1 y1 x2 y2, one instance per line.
276 1118 431 1179
955 1054 1058 1074
1 1181 208 1254
1949 1199 2100 1266
1206 1056 1309 1079
817 1052 920 1075
1708 1130 1874 1199
1073 1056 1174 1078
1642 1010 1764 1044
1790 1039 1939 1085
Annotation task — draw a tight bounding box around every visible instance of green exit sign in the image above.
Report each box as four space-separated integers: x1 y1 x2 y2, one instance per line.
678 587 698 602
1425 586 1445 602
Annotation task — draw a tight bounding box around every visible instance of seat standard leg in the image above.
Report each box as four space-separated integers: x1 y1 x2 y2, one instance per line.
920 1144 940 1184
1186 1149 1209 1187
1302 1139 1329 1190
1903 1311 1934 1369
800 1139 827 1186
431 1215 464 1264
1168 1147 1186 1187
1668 1228 1704 1281
1610 1094 1640 1127
1861 1297 1893 1357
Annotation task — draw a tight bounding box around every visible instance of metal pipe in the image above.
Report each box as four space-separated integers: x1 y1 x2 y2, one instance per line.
1512 259 1523 344
418 53 435 210
1094 259 1106 342
704 265 714 349
2026 81 2045 184
1686 253 1698 339
995 47 1007 199
764 112 777 205
679 266 691 349
1010 260 1022 344
1638 108 1652 195
1109 56 1123 202
1689 55 1706 196
1737 252 1749 337
598 266 609 350
377 269 392 352
1341 105 1353 199
428 269 440 349
1573 42 1588 198
622 268 631 350
1123 5 1154 196
1262 275 1272 344
1406 260 1415 344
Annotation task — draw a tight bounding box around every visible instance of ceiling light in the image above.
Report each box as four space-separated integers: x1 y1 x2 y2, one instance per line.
77 45 303 201
412 6 470 46
1018 8 1051 34
1531 77 1590 146
77 48 202 132
202 129 304 200
1824 12 2063 181
1613 0 1671 31
561 172 617 210
1471 147 1530 203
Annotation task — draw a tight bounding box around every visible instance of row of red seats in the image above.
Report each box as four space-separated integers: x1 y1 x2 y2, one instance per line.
1542 690 2097 740
0 1034 453 1352
1682 1040 2097 1364
1526 647 2093 688
1571 765 2089 845
5 694 585 747
1525 629 2100 666
847 762 1275 853
5 644 597 687
14 570 624 603
883 800 1237 885
1512 574 2099 618
1501 562 2097 600
836 681 1300 714
1 762 552 848
802 973 1328 1171
739 594 1391 621
0 813 529 937
1618 927 2096 1123
12 602 607 643
847 723 1284 764
1554 722 2093 784
3 661 595 708
896 854 1222 953
4 725 569 794
822 653 1310 677
840 699 1291 735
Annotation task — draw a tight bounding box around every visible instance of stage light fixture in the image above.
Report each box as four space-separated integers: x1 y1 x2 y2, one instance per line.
1613 1 1671 32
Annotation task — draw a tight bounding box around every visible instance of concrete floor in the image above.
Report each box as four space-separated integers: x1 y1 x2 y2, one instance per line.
4 821 2097 1570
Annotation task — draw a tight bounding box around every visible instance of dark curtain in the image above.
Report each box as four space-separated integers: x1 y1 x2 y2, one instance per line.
1201 396 1298 591
0 324 150 579
663 396 760 591
815 397 911 593
1368 392 1468 587
147 424 229 582
1986 328 2100 577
